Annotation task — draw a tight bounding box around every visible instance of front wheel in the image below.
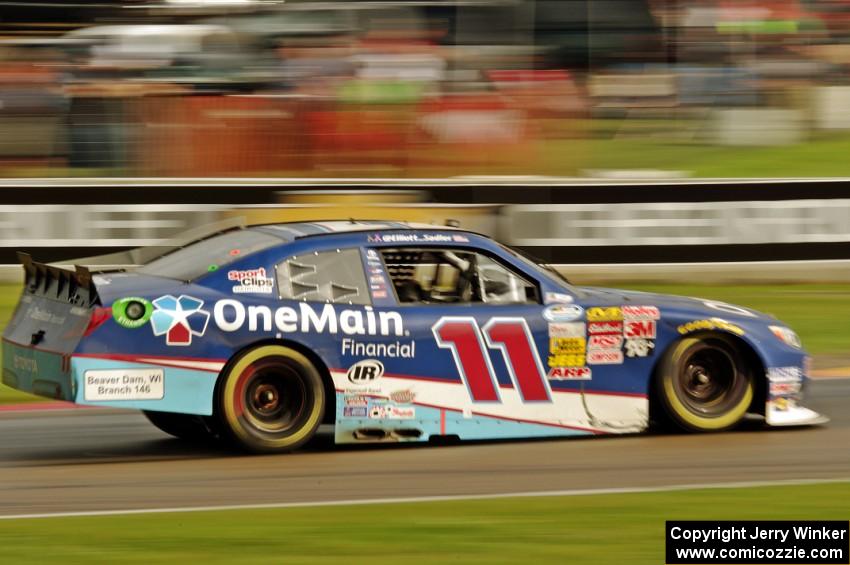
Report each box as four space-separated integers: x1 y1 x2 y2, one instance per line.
655 335 754 432
217 345 325 453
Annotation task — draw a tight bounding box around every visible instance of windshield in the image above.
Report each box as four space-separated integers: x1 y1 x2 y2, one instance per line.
498 243 574 288
137 228 281 281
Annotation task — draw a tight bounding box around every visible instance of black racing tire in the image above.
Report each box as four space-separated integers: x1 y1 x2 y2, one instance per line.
217 345 325 454
655 335 754 432
143 410 217 442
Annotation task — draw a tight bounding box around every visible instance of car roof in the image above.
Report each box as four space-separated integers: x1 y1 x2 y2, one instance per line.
250 220 469 242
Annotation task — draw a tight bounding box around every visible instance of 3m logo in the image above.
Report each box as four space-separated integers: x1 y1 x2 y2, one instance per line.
151 295 210 346
625 320 656 339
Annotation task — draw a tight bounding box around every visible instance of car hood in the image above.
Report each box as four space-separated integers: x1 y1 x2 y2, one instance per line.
576 286 778 323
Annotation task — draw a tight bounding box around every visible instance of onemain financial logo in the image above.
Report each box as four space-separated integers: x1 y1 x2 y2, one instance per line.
213 300 406 337
151 295 211 346
150 297 406 345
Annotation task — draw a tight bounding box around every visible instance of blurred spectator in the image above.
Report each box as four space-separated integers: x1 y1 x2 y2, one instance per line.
0 43 67 171
0 0 849 177
276 36 356 94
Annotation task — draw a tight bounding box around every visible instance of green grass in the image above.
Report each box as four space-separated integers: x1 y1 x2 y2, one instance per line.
573 132 850 178
0 483 848 563
0 386 40 404
274 132 850 178
13 130 850 179
292 130 850 178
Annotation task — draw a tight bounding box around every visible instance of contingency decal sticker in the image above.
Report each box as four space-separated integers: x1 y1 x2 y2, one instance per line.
112 297 153 329
228 267 274 294
84 368 164 401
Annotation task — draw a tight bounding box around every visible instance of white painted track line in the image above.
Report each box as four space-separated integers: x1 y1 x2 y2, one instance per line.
2 477 849 521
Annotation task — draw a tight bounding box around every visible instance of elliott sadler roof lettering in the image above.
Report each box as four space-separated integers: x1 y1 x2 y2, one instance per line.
213 300 405 336
369 233 455 243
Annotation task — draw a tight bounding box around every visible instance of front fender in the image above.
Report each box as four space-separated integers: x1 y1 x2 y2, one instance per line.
660 313 825 426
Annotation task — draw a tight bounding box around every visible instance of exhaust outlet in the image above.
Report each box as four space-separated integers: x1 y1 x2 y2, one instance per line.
391 428 423 440
352 428 389 441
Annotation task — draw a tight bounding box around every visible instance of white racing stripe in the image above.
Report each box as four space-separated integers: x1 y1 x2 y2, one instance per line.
136 358 225 373
332 371 647 435
1 476 848 521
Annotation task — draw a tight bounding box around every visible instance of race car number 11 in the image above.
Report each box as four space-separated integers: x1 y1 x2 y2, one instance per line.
433 317 551 403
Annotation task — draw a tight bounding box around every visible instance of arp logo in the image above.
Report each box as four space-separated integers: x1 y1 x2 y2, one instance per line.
150 295 210 346
347 359 384 385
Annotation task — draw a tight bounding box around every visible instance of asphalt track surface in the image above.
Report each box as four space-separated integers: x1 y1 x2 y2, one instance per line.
1 378 849 517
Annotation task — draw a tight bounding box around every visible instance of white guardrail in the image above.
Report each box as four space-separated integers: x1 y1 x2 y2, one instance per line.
2 199 850 248
0 201 848 282
0 205 225 247
500 199 850 247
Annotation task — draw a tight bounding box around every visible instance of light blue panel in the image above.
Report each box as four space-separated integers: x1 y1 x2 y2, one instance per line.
334 392 594 444
72 357 217 415
443 413 592 441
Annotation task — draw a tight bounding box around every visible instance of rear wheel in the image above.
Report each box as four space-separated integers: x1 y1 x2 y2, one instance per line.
143 410 216 442
656 335 754 432
217 345 325 453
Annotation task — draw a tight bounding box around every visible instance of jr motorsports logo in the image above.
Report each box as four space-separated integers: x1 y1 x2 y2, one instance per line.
151 295 210 346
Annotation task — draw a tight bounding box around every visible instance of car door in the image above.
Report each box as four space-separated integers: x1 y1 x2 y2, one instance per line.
364 244 604 439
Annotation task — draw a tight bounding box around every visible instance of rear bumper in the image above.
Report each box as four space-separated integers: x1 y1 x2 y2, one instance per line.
70 355 219 415
2 340 220 415
2 339 73 401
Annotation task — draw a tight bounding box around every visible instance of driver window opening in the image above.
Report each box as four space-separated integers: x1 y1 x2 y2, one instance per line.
380 248 538 305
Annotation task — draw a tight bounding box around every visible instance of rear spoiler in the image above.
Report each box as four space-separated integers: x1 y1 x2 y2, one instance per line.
17 252 100 307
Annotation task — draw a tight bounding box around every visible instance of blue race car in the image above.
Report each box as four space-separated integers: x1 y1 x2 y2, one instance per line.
2 221 826 452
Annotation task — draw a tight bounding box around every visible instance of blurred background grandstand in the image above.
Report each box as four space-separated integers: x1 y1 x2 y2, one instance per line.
2 0 850 179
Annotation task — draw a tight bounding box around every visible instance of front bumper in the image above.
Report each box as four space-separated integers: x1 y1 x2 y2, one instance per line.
765 362 828 427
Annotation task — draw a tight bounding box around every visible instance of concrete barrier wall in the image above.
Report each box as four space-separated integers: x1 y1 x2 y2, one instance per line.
501 200 850 247
1 183 849 283
2 198 850 250
814 86 850 131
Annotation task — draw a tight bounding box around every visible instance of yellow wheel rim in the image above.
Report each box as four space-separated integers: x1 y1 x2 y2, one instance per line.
221 345 324 449
662 338 753 431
